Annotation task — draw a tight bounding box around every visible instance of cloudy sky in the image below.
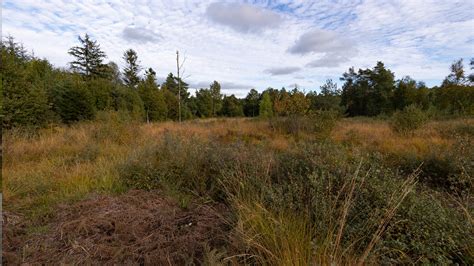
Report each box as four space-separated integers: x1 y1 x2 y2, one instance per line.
3 0 473 97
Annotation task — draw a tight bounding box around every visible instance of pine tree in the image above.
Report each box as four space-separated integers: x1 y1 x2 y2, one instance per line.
68 34 107 79
162 72 189 100
122 49 141 88
243 89 260 117
196 88 213 117
222 95 244 117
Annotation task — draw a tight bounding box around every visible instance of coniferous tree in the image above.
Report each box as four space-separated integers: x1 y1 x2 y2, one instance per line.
307 79 342 112
50 76 95 124
195 88 213 117
222 95 244 117
138 68 167 122
122 49 141 88
104 61 122 85
243 89 260 117
162 72 189 100
340 62 395 116
68 34 107 79
2 38 53 128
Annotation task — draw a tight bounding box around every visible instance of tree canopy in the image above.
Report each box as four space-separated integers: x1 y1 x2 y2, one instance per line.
3 34 473 129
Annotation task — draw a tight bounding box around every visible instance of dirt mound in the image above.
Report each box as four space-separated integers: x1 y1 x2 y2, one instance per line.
3 190 231 265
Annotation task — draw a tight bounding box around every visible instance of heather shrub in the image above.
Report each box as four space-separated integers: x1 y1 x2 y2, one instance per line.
393 139 472 194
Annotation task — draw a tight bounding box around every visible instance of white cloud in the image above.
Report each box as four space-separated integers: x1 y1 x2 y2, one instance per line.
288 28 355 56
206 2 283 33
122 26 162 43
3 0 473 94
306 53 349 68
264 66 301 75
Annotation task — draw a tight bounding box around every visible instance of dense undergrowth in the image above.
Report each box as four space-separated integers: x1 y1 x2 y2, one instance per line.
3 112 473 264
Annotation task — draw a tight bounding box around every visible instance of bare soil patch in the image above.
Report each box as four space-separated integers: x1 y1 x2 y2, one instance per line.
3 190 231 265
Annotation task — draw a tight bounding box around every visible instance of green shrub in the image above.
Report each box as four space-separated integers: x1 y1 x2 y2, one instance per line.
390 105 427 134
269 111 339 138
50 79 95 124
392 139 472 194
310 110 340 138
118 144 161 190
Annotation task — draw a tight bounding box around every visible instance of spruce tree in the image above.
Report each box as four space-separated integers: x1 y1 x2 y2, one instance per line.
122 49 141 88
68 34 107 79
138 68 167 121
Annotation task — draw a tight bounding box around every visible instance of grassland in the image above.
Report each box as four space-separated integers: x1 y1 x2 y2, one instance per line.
2 112 473 264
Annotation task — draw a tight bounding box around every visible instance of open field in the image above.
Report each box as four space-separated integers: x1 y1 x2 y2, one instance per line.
2 114 473 264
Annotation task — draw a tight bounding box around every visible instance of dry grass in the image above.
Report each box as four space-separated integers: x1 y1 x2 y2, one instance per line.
4 116 469 219
331 118 473 156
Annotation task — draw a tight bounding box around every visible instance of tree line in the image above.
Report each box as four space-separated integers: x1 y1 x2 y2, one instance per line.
1 34 473 129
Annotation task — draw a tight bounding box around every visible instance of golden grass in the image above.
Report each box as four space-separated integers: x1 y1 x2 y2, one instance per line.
4 115 469 222
331 118 473 157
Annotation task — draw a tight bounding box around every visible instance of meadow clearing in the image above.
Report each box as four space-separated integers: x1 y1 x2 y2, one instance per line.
2 112 473 264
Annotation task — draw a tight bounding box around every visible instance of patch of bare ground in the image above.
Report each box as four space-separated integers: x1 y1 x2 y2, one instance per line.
3 190 231 265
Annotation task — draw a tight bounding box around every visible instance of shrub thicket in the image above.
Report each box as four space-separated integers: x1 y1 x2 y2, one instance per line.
390 105 427 134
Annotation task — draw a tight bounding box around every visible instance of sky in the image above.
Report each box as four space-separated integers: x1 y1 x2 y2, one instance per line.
2 0 474 97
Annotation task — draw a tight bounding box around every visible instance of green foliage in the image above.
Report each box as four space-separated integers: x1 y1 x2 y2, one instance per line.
390 105 428 134
259 92 273 118
87 78 113 110
434 84 474 115
221 95 244 117
393 137 473 194
341 62 395 116
310 110 340 138
269 111 339 138
210 81 223 116
1 39 54 128
243 89 260 117
116 132 472 264
195 88 214 118
122 49 141 88
111 86 145 119
138 68 167 121
274 88 310 116
392 76 430 110
50 77 96 124
68 34 108 79
307 79 343 113
162 72 190 101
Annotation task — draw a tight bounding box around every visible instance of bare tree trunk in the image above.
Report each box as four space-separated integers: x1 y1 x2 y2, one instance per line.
176 51 181 123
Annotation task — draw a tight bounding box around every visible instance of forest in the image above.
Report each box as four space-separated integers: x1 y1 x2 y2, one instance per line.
2 34 474 265
2 34 473 129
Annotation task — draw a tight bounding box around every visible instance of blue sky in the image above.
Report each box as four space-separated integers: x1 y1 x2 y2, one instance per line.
3 0 473 97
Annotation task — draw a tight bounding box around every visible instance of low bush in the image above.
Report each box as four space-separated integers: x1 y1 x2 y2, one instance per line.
390 105 427 134
269 110 339 138
392 139 472 194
